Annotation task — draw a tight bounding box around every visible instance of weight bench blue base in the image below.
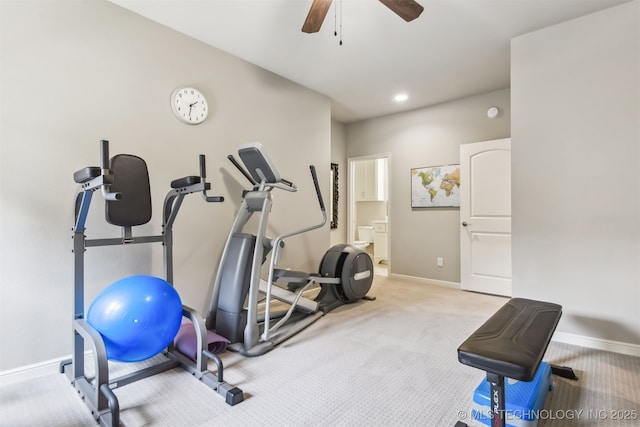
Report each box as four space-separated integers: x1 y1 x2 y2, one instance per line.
472 361 552 427
455 298 577 427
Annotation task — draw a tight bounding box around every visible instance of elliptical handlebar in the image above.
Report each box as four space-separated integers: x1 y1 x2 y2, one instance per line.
280 178 294 188
261 163 327 341
268 165 327 247
309 165 325 213
227 154 258 186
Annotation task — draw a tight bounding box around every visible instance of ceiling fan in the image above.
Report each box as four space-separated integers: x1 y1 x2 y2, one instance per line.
302 0 424 34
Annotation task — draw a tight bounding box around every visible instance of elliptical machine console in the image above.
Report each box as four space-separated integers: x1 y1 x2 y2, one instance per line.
205 143 374 356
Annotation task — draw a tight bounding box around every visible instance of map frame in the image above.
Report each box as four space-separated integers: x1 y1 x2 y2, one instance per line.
410 164 461 208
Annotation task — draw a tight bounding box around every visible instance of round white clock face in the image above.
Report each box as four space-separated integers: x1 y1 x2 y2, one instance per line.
171 87 208 124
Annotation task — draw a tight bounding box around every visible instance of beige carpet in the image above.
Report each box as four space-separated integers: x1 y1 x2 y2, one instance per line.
1 276 639 426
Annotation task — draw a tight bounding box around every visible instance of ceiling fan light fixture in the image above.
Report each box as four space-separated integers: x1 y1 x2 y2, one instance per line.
302 0 423 34
393 93 409 102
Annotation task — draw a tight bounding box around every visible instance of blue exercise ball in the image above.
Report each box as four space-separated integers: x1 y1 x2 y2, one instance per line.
87 275 183 363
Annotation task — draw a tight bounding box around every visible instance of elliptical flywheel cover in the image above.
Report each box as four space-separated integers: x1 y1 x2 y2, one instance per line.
319 244 373 303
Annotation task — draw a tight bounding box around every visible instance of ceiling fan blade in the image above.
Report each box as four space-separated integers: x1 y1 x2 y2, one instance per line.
302 0 333 33
378 0 424 22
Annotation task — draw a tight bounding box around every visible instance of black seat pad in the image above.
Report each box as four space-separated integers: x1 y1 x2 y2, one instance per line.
457 298 562 381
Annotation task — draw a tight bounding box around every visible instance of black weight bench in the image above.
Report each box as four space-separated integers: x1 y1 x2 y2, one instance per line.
456 298 578 427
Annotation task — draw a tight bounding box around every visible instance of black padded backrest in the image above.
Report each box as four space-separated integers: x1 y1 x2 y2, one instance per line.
105 154 152 227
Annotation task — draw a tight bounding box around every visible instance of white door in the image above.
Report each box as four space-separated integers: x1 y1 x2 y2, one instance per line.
460 138 511 296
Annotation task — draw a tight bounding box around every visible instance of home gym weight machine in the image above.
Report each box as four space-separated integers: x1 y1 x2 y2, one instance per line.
60 140 243 427
203 142 375 357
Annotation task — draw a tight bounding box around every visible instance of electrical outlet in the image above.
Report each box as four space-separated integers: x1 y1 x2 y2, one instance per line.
437 257 444 267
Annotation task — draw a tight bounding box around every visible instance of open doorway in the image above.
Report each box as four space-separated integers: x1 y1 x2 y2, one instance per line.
348 154 390 277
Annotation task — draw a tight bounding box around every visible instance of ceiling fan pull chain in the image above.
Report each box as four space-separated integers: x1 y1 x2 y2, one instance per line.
334 0 337 37
339 0 343 45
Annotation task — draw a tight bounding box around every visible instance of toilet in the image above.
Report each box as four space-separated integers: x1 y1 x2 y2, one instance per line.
353 226 374 250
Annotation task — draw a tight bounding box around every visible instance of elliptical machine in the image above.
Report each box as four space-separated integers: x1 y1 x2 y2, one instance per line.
204 142 374 357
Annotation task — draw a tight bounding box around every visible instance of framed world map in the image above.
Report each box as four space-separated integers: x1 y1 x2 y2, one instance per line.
411 164 461 208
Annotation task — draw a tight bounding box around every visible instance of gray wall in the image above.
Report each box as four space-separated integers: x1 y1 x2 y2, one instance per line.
511 1 640 346
346 89 511 283
0 0 330 371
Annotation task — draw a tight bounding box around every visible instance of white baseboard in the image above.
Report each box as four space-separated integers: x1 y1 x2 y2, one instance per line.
552 331 640 357
388 274 640 358
0 354 73 386
388 273 461 290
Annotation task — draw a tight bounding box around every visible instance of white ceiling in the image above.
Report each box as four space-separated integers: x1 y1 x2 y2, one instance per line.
109 0 629 123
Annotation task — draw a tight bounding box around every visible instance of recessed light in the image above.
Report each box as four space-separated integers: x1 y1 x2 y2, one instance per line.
393 93 408 102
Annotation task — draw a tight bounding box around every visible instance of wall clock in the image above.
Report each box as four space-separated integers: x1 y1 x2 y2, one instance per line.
170 87 208 124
